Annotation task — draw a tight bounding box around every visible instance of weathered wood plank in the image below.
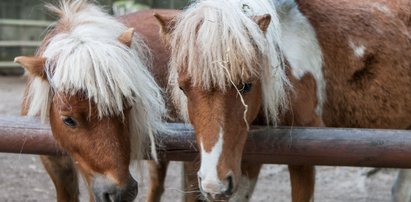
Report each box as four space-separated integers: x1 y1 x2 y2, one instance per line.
0 116 63 155
0 115 410 168
0 41 41 47
0 19 52 27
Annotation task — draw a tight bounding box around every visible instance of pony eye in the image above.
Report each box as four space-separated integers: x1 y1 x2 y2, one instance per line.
62 116 77 128
239 83 253 94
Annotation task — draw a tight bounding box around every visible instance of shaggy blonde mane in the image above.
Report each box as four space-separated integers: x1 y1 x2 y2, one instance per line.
169 0 290 124
26 0 167 160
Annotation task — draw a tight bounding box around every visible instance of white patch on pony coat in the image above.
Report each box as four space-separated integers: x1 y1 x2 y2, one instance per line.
198 128 227 195
372 3 392 16
349 41 366 58
27 0 168 161
229 175 257 202
354 46 366 58
275 0 325 116
170 0 291 125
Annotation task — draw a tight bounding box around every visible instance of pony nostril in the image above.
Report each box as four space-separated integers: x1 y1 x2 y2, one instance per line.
224 175 234 196
103 191 127 202
103 192 114 202
93 174 138 202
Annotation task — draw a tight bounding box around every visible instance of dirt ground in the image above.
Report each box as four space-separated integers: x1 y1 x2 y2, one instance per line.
0 75 400 202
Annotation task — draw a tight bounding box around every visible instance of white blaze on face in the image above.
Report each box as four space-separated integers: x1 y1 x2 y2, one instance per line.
198 128 227 195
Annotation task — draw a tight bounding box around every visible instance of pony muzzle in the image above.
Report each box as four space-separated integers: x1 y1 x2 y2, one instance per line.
92 174 138 202
199 174 234 200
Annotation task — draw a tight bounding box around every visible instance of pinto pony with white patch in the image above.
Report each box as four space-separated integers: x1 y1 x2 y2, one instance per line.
155 0 411 201
16 1 169 201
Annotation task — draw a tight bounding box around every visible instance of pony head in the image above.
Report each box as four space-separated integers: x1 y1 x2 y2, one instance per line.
156 0 289 199
17 1 166 201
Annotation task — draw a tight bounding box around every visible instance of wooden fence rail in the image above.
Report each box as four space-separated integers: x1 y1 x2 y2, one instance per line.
0 19 52 27
0 115 411 168
0 41 42 47
0 19 52 69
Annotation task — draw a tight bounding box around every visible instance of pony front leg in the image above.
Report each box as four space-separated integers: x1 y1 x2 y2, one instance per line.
40 155 79 202
392 169 411 202
392 127 411 202
183 161 205 202
229 163 262 202
146 160 169 202
288 165 315 202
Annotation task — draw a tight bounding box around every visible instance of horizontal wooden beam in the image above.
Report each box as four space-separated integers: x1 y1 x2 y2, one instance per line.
0 41 41 47
0 19 52 27
0 116 63 155
0 115 411 168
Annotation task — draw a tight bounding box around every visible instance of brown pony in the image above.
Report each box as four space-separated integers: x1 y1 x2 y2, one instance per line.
16 1 170 201
154 0 411 201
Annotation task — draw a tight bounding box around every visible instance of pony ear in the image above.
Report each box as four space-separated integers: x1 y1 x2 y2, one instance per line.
14 56 47 80
252 14 271 33
118 28 134 47
153 12 177 37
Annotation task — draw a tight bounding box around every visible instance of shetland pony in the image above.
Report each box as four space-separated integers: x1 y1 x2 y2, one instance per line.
16 1 169 201
154 0 411 201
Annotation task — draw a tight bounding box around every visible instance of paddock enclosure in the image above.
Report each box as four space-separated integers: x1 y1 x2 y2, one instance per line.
1 115 411 168
0 76 407 201
1 0 410 201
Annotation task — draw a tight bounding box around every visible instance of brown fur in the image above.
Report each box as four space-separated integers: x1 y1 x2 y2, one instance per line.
119 9 181 121
20 9 178 202
288 165 315 202
279 70 322 127
154 0 411 201
21 0 411 201
183 161 205 202
146 161 168 202
49 92 132 185
40 155 80 202
14 56 47 79
121 10 206 202
297 0 411 129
